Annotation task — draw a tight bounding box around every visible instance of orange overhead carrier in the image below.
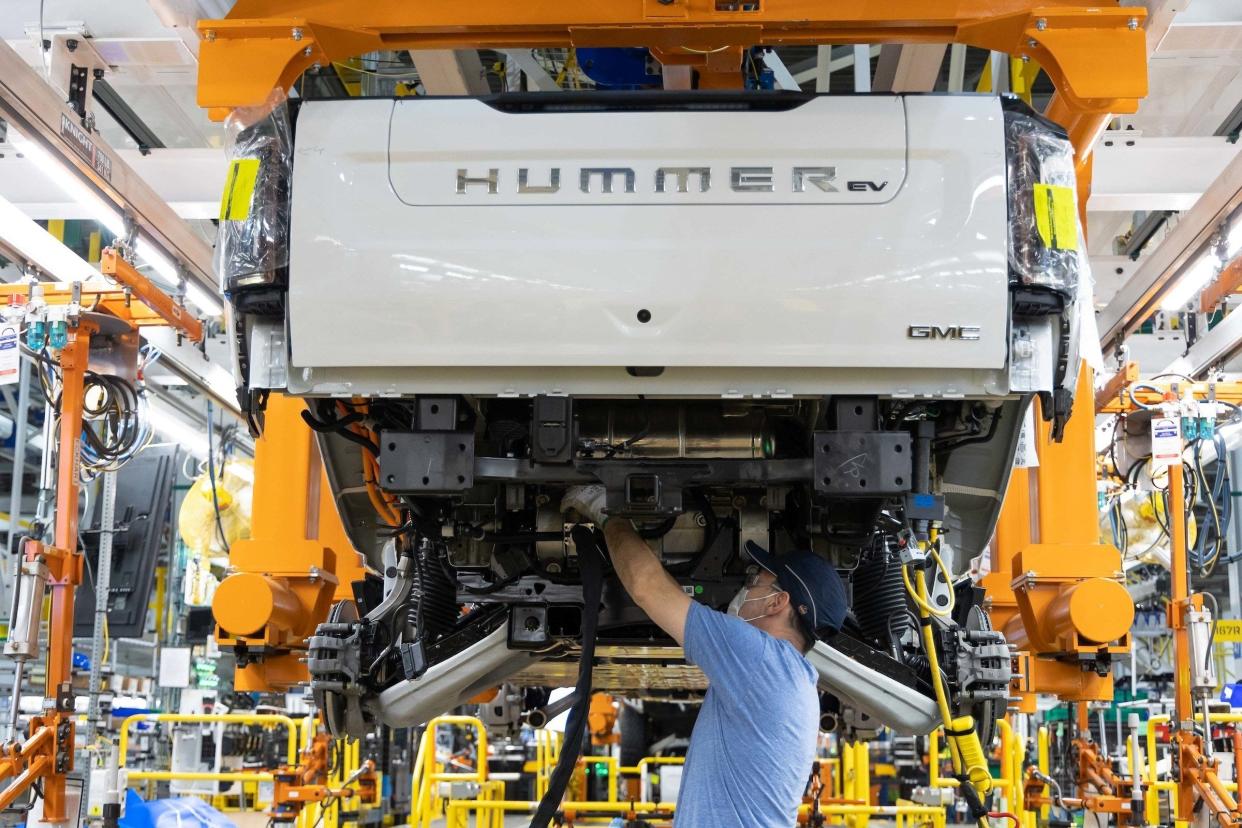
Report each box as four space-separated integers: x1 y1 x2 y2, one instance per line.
195 0 1148 163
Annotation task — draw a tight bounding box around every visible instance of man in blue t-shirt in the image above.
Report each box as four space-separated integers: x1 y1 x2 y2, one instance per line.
563 485 848 827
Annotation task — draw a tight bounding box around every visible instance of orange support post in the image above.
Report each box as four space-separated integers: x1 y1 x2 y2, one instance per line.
0 252 209 818
990 368 1131 704
211 394 369 690
36 323 96 821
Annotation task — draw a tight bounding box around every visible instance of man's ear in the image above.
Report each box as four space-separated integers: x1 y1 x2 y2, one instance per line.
767 590 791 614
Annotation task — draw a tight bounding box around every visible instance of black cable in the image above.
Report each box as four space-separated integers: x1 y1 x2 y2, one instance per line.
669 488 721 576
529 526 605 828
301 401 381 456
937 408 1003 452
207 399 231 554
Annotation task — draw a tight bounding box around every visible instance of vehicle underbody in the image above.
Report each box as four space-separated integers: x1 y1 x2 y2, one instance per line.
301 393 1018 745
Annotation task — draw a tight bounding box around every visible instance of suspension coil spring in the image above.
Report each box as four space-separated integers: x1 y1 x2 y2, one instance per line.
852 541 914 649
407 539 458 644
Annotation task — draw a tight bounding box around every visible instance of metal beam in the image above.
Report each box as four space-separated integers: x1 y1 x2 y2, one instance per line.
0 149 228 221
853 44 872 93
92 80 166 153
1168 0 1242 27
501 50 561 91
760 50 801 91
872 44 947 92
814 45 833 92
947 43 967 92
0 38 214 293
794 45 880 85
1089 135 1241 212
1172 300 1242 376
408 50 491 94
1099 148 1242 347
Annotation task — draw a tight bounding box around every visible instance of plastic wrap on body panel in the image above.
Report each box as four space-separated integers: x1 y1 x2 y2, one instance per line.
214 89 293 292
1005 108 1080 295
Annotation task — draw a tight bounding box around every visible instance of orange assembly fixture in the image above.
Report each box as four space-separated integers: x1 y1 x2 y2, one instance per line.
0 250 204 820
985 368 1132 707
588 694 619 747
269 731 378 823
211 392 370 691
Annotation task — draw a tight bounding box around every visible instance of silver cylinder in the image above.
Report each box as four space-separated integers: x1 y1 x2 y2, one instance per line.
4 559 49 661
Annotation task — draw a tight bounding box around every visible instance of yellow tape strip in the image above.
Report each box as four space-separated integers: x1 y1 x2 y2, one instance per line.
219 158 261 222
1033 183 1078 251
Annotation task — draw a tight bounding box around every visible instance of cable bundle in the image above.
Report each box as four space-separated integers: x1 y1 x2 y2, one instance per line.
79 372 151 477
37 349 152 481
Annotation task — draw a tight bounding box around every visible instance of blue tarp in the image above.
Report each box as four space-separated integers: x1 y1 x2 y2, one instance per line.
122 792 234 828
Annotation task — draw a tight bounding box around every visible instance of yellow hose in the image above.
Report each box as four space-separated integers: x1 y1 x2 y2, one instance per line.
901 545 956 617
906 559 992 819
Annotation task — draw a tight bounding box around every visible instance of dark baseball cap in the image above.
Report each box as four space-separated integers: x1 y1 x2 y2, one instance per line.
744 541 848 639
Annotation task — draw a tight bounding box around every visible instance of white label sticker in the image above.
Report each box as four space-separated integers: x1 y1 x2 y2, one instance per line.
0 322 19 385
1151 416 1182 467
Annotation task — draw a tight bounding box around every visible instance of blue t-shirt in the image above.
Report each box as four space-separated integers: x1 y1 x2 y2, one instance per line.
674 601 820 826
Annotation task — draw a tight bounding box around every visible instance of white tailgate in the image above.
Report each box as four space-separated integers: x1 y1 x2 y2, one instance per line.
288 95 1008 373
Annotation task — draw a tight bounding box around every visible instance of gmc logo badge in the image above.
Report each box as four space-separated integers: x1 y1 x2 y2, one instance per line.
908 324 982 341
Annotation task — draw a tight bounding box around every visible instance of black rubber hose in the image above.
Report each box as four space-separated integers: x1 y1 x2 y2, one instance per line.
529 526 605 828
299 409 380 456
668 488 719 576
524 692 581 729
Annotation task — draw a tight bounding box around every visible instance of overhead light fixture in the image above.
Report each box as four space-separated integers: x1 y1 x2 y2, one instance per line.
134 240 224 315
183 282 224 316
10 131 124 235
1228 221 1242 260
1160 254 1219 311
11 127 223 316
0 193 98 282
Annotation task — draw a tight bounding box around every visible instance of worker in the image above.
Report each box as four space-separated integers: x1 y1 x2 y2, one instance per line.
562 485 847 826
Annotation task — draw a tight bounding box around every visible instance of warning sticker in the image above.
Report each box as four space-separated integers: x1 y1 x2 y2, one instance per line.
0 322 19 385
218 158 261 222
1150 416 1182 467
1033 183 1079 252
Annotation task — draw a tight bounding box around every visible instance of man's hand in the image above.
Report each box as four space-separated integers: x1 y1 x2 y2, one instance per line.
561 486 691 645
561 485 608 526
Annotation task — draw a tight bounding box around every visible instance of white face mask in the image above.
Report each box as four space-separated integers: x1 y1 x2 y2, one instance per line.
726 584 782 622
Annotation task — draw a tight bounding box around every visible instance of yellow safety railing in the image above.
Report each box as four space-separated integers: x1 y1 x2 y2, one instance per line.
1036 725 1050 823
118 713 301 783
442 797 947 828
411 715 494 828
580 754 620 803
1144 712 1242 825
426 717 1032 828
533 728 562 800
817 803 947 828
445 797 675 825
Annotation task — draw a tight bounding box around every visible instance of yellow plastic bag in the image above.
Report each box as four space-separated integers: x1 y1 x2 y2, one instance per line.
178 458 254 554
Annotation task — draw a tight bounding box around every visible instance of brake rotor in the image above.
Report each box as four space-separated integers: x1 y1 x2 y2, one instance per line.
311 599 360 739
965 604 1006 749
